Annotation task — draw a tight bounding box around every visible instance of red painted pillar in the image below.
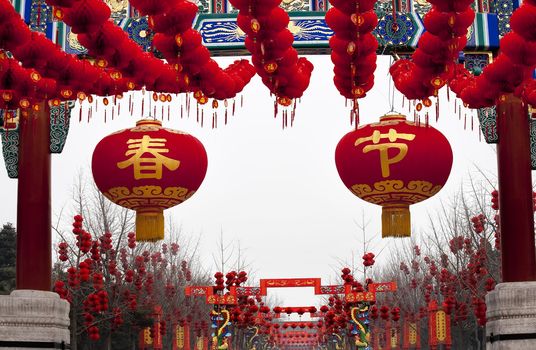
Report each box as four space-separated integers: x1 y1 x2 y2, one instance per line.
16 102 51 290
184 322 191 350
496 94 536 282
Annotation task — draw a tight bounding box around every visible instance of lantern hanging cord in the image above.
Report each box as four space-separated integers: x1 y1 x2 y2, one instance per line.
388 56 396 113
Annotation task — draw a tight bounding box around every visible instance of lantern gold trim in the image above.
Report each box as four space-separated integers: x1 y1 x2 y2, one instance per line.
382 206 411 238
136 209 165 242
104 185 195 242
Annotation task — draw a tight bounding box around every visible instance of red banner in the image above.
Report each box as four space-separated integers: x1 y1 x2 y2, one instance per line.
316 285 346 295
344 291 376 303
369 282 397 293
206 293 238 305
259 278 321 295
402 320 421 349
185 286 211 296
428 300 451 347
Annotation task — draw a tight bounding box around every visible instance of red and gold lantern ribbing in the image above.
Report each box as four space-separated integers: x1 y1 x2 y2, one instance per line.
335 114 452 237
92 119 208 241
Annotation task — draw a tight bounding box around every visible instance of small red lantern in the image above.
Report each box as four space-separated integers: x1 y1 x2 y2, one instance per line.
92 119 208 241
335 114 452 237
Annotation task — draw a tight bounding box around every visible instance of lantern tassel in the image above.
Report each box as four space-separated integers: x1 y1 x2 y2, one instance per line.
136 210 164 242
382 206 411 238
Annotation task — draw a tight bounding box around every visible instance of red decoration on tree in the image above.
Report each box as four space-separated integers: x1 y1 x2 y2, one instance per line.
335 114 453 237
92 119 207 241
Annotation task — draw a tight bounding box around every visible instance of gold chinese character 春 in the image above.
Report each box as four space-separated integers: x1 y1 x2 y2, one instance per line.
355 129 416 178
117 135 180 179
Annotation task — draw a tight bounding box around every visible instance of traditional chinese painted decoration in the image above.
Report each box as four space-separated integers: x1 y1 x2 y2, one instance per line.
335 113 453 237
92 119 208 241
350 305 372 350
211 309 232 350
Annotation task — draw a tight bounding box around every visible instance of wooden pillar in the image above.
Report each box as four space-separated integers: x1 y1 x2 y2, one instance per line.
496 94 536 282
16 102 51 290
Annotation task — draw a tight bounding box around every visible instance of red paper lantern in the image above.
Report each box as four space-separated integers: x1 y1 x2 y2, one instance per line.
92 119 208 241
335 114 452 237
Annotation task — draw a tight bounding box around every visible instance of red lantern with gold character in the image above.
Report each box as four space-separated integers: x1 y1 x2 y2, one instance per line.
92 119 208 241
335 114 452 238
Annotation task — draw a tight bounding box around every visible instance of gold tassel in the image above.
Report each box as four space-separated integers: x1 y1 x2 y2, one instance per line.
135 210 164 242
382 206 411 238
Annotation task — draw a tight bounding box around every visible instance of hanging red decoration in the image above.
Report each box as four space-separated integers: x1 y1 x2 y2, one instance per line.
326 0 378 123
92 119 208 241
230 0 313 110
145 0 255 102
335 114 452 237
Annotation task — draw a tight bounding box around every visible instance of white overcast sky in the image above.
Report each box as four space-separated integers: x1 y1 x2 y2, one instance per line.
0 55 497 307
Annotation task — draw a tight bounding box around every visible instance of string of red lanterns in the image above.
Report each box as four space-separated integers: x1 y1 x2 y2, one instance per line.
390 0 536 109
326 0 378 124
230 0 314 125
0 0 119 109
389 0 473 102
449 0 536 108
143 0 256 104
50 0 186 96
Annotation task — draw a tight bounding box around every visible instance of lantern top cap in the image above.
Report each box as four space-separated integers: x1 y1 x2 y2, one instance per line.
136 119 162 127
379 114 407 122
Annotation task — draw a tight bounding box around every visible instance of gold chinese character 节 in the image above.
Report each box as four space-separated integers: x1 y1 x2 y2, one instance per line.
117 135 180 179
355 129 416 178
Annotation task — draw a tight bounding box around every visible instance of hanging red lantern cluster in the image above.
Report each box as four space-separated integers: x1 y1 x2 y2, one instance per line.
390 0 473 101
214 272 225 291
0 0 119 108
362 252 375 267
370 305 378 319
91 119 208 241
326 0 378 122
0 57 49 110
391 307 400 321
449 0 536 108
146 0 256 102
230 0 314 115
52 0 184 95
335 114 453 238
379 305 390 320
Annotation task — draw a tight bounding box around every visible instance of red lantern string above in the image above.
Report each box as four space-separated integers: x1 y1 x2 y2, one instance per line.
0 0 121 107
230 0 314 125
390 0 474 103
449 0 536 108
391 0 536 109
146 0 256 106
326 0 378 124
49 0 186 96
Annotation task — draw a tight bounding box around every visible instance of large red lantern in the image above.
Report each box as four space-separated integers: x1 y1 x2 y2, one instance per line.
335 114 452 237
92 119 208 241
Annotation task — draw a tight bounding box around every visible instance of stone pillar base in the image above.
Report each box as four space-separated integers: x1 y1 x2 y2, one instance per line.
486 282 536 349
0 290 70 349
